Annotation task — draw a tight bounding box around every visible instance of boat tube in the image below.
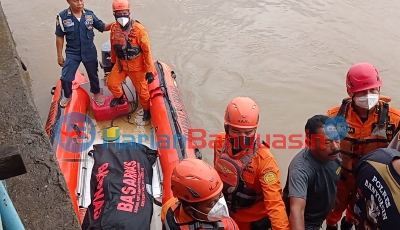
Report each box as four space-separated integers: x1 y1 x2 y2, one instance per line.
148 60 202 204
44 41 201 227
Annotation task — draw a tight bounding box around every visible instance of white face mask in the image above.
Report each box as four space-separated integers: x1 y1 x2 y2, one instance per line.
207 197 230 221
354 93 379 110
190 196 230 222
117 17 129 27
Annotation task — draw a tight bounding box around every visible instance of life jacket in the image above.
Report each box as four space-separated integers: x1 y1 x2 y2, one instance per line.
214 141 265 212
336 98 392 173
111 20 142 61
163 202 225 230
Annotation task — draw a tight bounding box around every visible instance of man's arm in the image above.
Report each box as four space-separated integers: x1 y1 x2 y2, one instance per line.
138 27 154 73
55 15 65 67
287 169 310 230
56 36 64 58
259 156 290 230
160 197 179 224
56 36 65 66
225 217 240 230
92 13 112 32
103 23 112 31
110 29 116 65
289 197 306 230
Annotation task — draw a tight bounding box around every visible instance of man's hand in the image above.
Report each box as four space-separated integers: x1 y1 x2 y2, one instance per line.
103 22 113 32
145 72 154 84
57 56 65 67
56 35 65 67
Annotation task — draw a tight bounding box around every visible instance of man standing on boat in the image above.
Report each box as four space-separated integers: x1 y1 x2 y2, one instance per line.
161 158 240 229
283 115 342 230
213 96 290 230
56 0 112 107
106 0 154 121
325 62 400 230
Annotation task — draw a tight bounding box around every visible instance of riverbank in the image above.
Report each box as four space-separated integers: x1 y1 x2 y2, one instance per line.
0 2 80 229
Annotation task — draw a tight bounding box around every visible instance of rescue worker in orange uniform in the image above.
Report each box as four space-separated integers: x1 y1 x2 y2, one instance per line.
325 62 400 230
213 96 290 230
106 0 154 121
161 158 239 230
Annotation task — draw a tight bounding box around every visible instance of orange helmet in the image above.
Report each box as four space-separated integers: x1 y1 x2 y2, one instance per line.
171 158 222 203
112 0 130 12
224 97 259 129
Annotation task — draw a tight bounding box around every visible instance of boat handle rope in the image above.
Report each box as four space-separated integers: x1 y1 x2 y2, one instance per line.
156 61 187 160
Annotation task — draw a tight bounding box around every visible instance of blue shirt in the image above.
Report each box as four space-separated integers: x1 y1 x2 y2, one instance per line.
354 148 400 230
55 8 105 62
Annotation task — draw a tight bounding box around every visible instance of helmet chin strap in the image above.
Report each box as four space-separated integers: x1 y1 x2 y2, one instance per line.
224 123 229 134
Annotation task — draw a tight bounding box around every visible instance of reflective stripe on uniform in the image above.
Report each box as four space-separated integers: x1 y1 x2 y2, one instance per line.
57 14 65 32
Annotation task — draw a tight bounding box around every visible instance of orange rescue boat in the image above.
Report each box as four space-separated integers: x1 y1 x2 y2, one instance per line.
44 41 201 228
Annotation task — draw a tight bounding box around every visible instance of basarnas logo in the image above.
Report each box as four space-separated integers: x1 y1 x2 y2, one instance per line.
324 116 349 140
54 112 96 153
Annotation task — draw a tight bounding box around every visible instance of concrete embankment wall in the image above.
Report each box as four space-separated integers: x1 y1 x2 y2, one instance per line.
0 2 81 229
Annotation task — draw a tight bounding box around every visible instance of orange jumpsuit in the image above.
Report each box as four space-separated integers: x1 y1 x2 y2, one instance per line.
213 132 290 230
325 97 400 226
160 197 239 230
106 20 153 110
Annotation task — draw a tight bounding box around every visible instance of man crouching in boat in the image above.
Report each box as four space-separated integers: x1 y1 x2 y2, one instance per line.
213 96 290 230
161 158 239 230
106 0 154 121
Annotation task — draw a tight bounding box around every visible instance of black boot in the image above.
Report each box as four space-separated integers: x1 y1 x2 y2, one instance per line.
110 96 125 107
340 217 353 230
143 109 151 121
326 225 338 230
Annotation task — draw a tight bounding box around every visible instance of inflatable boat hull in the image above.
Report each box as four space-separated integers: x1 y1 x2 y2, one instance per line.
148 61 201 204
45 60 200 223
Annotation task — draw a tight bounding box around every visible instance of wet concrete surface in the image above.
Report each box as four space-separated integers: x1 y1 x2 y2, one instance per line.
0 2 80 229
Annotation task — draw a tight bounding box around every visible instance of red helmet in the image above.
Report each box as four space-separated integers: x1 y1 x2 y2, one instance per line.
171 158 222 203
112 0 130 12
224 97 259 129
346 62 382 95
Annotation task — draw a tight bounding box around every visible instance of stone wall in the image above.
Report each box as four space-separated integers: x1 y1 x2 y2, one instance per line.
0 2 81 229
